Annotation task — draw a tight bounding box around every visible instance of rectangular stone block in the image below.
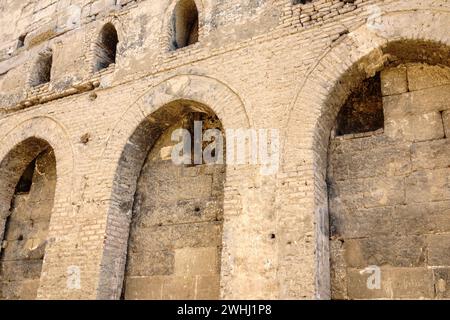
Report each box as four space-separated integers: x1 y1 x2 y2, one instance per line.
0 260 42 281
381 66 408 96
345 143 411 178
406 169 450 203
393 201 450 235
347 267 434 299
427 234 450 266
137 198 222 227
125 250 174 277
330 176 405 210
174 247 219 276
411 139 450 170
195 275 220 300
343 235 426 268
124 276 163 300
407 64 450 91
383 85 450 117
162 276 196 300
385 111 445 142
130 222 222 252
329 204 394 239
18 279 39 300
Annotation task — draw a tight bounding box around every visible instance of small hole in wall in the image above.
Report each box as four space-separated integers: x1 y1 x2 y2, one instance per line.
17 34 26 49
194 206 201 212
80 133 91 144
89 92 98 101
18 235 23 241
270 233 276 239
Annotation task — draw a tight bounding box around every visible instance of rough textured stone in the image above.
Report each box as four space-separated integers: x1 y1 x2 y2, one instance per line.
329 63 450 300
381 66 408 96
0 0 449 301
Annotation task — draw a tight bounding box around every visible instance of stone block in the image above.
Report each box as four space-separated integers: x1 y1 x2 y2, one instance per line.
385 111 445 142
0 260 42 281
137 198 222 227
381 66 408 96
393 201 450 235
407 63 450 91
411 138 450 170
347 267 434 299
195 275 220 300
174 247 219 276
129 222 222 252
18 279 40 300
124 276 163 300
384 85 450 118
329 177 405 210
162 276 196 300
343 236 426 268
406 169 450 203
427 234 450 266
126 250 174 277
329 205 394 239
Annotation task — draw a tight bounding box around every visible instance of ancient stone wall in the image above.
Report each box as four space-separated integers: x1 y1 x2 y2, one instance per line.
329 63 450 299
0 0 448 300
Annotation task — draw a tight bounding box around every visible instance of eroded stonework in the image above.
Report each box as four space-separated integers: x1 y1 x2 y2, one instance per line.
0 0 449 300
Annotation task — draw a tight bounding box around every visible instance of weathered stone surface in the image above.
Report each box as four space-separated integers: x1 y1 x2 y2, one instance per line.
407 63 450 91
0 0 449 302
427 234 450 266
343 236 426 268
174 247 219 276
406 169 450 203
330 63 450 300
411 139 450 170
381 66 408 96
385 111 445 142
347 267 434 299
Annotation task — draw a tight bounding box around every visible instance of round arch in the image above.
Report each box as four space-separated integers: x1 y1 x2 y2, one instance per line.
281 8 450 299
0 116 74 299
96 74 251 299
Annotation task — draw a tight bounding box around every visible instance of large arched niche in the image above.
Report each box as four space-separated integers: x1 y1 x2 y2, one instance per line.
282 9 450 299
0 137 56 300
0 117 74 300
96 75 251 299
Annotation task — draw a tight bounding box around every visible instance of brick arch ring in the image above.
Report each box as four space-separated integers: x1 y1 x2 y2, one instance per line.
280 8 450 299
0 116 75 298
96 74 251 299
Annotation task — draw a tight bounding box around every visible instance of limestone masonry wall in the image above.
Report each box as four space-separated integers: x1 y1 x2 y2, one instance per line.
0 0 449 300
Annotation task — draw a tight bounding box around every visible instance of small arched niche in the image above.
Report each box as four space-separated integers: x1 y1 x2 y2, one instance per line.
93 23 119 72
30 50 52 87
170 0 199 50
0 137 56 300
118 100 225 300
